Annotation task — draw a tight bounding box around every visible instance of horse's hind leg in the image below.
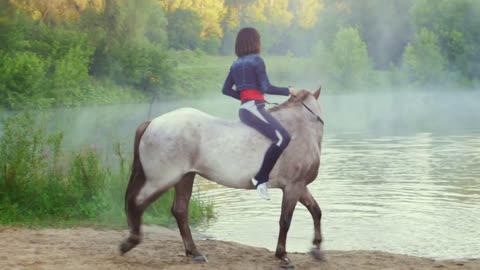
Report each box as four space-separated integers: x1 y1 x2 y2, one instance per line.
171 172 207 262
120 178 171 254
299 187 325 261
120 170 146 254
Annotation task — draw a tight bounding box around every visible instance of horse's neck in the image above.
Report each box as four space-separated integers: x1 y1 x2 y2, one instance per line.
271 106 323 146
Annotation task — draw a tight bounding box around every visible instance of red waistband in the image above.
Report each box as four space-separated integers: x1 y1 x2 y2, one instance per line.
240 89 265 102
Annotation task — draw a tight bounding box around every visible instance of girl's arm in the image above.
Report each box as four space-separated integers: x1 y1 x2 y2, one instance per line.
222 69 240 100
255 57 289 96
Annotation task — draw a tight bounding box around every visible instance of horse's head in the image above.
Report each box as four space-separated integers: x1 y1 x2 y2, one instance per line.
271 88 324 126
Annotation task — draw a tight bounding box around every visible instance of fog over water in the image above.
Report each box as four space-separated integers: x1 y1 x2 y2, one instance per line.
33 89 480 145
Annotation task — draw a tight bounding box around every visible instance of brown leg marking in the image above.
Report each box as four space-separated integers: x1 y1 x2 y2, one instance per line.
299 188 326 261
171 172 207 262
275 186 302 261
299 188 323 247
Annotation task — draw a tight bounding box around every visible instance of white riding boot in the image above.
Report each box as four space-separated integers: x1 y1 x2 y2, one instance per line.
251 178 270 200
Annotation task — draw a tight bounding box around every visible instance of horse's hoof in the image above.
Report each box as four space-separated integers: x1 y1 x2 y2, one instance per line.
192 255 208 263
119 237 141 255
279 258 295 270
310 248 327 261
119 241 133 255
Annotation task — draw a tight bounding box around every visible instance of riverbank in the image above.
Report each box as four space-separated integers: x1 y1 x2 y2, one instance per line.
1 226 478 270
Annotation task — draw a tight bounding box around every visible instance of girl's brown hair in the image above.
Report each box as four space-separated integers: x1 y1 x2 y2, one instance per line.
235 27 261 57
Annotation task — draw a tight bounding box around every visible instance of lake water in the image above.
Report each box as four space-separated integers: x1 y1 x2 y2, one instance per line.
193 132 480 260
1 90 479 259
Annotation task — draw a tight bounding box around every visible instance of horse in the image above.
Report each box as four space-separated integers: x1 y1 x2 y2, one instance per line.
119 89 325 265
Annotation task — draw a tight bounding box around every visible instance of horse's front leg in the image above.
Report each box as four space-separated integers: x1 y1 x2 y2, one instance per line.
275 185 303 262
171 172 207 262
299 187 326 261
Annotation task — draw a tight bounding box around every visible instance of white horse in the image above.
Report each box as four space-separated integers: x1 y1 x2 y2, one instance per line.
120 89 325 265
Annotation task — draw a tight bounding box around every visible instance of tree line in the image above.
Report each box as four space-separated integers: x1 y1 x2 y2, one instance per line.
1 0 479 109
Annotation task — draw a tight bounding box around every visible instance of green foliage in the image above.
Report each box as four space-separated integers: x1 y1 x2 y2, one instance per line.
0 113 214 226
159 0 226 41
330 27 371 88
290 0 323 29
317 0 413 69
201 37 222 55
2 0 480 110
110 42 175 93
168 51 227 96
0 3 33 52
0 52 46 109
77 0 174 93
411 0 480 80
0 0 177 109
403 29 446 85
167 9 202 50
0 113 76 220
77 79 148 105
49 40 94 106
143 2 169 46
0 18 96 108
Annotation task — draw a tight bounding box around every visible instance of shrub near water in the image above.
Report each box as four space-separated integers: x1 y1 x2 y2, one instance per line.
0 113 213 226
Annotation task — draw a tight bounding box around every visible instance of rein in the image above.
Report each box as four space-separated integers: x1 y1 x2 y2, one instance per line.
301 102 325 125
265 100 325 126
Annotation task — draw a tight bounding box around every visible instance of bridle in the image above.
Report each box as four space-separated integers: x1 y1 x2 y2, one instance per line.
301 102 324 126
265 99 325 126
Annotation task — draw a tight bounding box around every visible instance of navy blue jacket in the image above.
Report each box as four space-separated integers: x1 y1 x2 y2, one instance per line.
222 54 289 100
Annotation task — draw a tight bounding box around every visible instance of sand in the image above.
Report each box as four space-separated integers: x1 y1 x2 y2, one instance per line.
0 226 478 270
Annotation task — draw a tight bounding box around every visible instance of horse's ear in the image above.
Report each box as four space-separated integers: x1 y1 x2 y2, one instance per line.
313 87 321 100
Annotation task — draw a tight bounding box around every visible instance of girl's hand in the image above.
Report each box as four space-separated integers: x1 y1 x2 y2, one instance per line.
289 87 298 96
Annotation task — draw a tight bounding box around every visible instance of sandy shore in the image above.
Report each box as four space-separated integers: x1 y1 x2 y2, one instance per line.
0 226 478 270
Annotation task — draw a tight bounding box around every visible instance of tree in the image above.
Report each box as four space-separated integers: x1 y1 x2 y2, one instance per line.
0 52 46 108
314 0 413 69
411 0 480 80
77 0 170 80
0 1 32 53
9 0 104 24
167 9 202 50
159 0 227 41
330 27 370 88
289 0 324 29
402 28 446 85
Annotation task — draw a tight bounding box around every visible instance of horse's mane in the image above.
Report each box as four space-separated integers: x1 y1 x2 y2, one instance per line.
268 89 311 113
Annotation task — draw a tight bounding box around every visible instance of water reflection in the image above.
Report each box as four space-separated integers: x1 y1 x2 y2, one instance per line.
193 133 480 259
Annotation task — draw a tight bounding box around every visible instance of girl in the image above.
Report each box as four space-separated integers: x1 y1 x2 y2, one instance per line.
222 27 297 200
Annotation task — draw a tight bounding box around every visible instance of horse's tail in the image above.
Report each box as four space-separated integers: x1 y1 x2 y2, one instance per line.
125 120 151 224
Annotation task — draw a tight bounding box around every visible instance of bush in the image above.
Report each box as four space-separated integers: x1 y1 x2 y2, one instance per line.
110 42 175 93
0 52 46 109
0 113 73 220
0 112 213 226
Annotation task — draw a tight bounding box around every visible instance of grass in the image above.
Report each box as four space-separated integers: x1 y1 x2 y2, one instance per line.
0 112 214 228
167 52 358 96
168 52 466 95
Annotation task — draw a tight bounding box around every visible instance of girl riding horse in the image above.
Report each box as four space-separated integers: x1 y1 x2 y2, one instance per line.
222 27 298 200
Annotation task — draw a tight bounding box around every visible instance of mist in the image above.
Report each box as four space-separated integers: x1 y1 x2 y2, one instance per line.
1 88 476 157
